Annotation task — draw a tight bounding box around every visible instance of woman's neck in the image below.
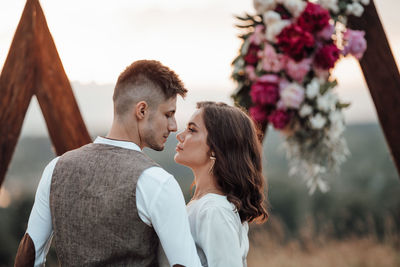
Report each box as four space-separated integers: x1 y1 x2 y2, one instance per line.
192 166 224 200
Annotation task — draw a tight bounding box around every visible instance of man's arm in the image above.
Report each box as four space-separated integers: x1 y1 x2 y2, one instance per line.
15 157 58 267
137 167 201 267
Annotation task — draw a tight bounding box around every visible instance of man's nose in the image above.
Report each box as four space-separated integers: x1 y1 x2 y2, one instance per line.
169 118 178 132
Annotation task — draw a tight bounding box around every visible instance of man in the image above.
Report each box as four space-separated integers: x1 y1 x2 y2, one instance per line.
15 60 202 267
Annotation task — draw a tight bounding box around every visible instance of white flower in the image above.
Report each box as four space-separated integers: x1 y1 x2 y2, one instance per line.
299 104 313 117
328 111 345 138
360 0 370 5
265 20 291 42
280 82 305 109
263 10 281 24
253 0 277 14
352 2 364 17
329 110 343 124
317 91 337 112
318 0 339 13
306 79 320 99
282 0 307 18
310 113 327 129
346 3 354 15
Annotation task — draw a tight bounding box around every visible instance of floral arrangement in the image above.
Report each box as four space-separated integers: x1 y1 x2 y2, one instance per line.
231 0 369 193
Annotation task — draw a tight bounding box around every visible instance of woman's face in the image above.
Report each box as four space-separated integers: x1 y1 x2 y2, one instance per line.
175 109 210 168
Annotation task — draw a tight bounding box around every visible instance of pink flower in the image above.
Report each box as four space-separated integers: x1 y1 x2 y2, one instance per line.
249 25 265 45
277 24 315 61
244 44 260 65
268 109 291 129
279 82 305 109
260 44 285 72
245 65 257 81
297 2 330 34
317 23 335 41
343 29 367 60
250 75 280 105
249 105 269 124
314 44 340 70
285 57 312 83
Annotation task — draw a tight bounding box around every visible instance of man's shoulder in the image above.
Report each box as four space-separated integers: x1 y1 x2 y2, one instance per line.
141 166 175 185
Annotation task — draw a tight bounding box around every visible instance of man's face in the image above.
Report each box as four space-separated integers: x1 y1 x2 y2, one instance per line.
141 97 178 151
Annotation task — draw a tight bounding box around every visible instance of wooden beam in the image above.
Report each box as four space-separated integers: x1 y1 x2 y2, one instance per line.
32 0 91 155
348 0 400 177
0 0 92 188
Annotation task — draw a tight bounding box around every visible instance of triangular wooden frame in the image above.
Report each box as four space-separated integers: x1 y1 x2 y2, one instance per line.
0 0 91 187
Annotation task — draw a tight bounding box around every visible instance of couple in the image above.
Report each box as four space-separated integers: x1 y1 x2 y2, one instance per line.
15 60 268 267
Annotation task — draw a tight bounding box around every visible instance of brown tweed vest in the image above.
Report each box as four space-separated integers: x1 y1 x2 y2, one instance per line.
50 143 160 267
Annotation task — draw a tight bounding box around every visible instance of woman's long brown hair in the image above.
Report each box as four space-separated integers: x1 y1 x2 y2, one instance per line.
197 101 268 223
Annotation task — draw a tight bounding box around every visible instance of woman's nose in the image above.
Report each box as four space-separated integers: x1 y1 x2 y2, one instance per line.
176 130 184 142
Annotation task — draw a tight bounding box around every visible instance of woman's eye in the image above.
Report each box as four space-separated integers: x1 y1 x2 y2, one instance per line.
188 127 195 133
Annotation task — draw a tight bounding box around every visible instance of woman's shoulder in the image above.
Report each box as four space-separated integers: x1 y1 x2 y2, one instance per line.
193 194 240 222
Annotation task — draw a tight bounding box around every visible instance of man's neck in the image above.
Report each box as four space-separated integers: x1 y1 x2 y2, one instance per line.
107 120 143 148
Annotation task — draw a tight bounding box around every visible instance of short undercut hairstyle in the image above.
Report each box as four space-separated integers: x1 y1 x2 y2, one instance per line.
113 60 187 116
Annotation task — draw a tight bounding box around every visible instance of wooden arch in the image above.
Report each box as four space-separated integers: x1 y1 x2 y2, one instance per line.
0 0 91 188
0 0 399 189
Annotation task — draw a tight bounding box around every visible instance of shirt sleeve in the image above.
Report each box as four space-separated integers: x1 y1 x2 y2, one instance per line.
136 167 201 267
25 157 59 267
196 206 243 267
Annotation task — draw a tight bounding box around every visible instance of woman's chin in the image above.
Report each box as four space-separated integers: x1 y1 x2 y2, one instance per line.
174 154 188 167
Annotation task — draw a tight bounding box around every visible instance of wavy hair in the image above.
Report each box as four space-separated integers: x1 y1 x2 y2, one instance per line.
197 101 269 223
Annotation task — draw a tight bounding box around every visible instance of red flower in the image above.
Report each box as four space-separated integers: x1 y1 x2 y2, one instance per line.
277 24 315 62
314 44 340 70
274 4 292 20
268 109 291 129
244 44 260 65
249 105 269 124
250 75 280 105
297 2 330 34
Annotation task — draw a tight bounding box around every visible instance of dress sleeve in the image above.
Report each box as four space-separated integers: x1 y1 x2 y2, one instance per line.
16 157 58 267
196 206 243 267
138 167 201 267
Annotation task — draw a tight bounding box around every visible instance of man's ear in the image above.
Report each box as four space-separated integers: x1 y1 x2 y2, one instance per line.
135 101 148 120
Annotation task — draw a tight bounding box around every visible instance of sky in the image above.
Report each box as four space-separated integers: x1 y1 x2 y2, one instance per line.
0 0 399 136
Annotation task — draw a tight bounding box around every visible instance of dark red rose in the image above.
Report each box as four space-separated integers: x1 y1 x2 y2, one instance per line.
249 105 269 124
250 76 280 105
268 109 291 129
244 44 260 65
274 4 292 20
314 43 340 69
297 2 330 34
277 24 315 62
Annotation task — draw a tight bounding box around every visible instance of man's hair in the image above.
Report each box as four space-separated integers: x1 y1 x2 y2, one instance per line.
113 60 187 116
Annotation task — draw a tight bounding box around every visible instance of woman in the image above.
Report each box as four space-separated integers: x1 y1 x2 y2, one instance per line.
175 101 268 267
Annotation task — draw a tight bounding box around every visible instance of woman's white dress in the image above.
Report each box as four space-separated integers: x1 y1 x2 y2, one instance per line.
158 193 249 267
187 193 249 267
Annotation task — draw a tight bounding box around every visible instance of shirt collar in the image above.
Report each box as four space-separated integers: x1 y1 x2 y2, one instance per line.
94 136 142 152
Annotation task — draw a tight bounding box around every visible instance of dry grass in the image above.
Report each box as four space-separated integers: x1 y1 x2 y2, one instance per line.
247 216 400 267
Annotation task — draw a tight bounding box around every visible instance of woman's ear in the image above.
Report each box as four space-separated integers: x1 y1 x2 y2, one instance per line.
135 101 148 120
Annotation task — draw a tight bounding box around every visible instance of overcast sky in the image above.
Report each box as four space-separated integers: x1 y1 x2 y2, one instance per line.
0 0 399 136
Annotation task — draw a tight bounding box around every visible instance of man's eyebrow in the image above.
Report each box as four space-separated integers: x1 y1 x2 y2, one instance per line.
167 109 176 114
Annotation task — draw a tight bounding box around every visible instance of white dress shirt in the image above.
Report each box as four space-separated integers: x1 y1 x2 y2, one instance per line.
26 136 201 267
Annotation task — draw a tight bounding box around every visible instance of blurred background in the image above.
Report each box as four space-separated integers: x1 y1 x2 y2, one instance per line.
1 0 400 266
